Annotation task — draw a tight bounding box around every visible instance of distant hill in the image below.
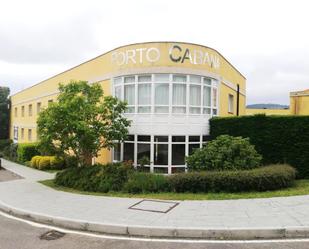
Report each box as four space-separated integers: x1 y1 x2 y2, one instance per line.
247 104 289 110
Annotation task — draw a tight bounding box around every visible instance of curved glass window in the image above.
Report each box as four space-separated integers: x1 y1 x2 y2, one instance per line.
113 74 218 115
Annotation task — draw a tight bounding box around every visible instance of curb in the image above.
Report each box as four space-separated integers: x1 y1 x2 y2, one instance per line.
1 201 309 240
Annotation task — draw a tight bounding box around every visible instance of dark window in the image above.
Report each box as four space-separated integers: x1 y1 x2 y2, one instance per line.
125 135 135 141
202 135 211 142
154 144 168 165
154 136 168 142
189 144 200 155
189 136 200 142
172 136 185 142
123 143 134 161
137 135 151 142
172 144 185 165
137 143 150 161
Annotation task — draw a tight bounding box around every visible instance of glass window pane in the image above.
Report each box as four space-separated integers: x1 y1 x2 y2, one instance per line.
189 144 200 155
172 136 185 142
203 78 211 85
138 84 151 105
190 107 201 114
189 136 200 142
137 143 150 161
124 76 135 83
154 167 168 174
138 135 151 141
125 107 135 113
213 109 217 115
172 144 185 165
155 74 169 82
203 135 211 142
155 106 169 113
124 85 135 105
190 85 201 106
113 143 121 161
155 83 169 105
138 106 151 113
172 107 186 113
125 135 134 141
115 86 122 99
123 143 134 161
212 88 217 107
138 75 151 82
154 144 168 165
203 108 211 114
190 75 201 83
154 136 168 142
114 77 122 85
173 75 186 82
203 86 211 107
173 84 186 105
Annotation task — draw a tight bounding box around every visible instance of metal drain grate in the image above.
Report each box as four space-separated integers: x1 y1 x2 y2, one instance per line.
40 230 66 241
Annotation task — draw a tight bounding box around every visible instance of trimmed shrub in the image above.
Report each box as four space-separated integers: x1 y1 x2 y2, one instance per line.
50 156 64 169
38 156 52 170
30 155 65 170
30 155 41 168
210 115 309 178
124 173 170 193
55 163 132 192
169 164 296 193
186 135 262 171
3 143 18 161
17 143 40 162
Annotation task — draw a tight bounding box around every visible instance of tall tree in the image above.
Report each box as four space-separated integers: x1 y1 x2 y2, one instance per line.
37 81 130 166
0 87 10 140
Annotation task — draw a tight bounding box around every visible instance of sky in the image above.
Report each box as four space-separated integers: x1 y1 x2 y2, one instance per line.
0 0 308 105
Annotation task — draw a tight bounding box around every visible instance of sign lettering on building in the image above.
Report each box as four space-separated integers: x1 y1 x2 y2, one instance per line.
111 45 220 69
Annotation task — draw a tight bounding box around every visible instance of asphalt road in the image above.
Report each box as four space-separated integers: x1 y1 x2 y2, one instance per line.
1 213 309 249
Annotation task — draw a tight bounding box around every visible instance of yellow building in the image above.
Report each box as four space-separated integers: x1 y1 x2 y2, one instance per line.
246 108 290 115
10 42 246 173
290 89 309 115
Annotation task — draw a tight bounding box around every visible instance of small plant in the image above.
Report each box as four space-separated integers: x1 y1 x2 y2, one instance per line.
186 135 262 171
137 156 150 172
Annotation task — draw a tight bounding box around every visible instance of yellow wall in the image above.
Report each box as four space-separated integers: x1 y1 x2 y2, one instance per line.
246 108 290 115
290 90 309 115
10 42 246 163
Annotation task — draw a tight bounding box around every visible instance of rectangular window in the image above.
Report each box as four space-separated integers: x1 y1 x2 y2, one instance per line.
138 75 151 82
28 104 33 116
172 84 186 113
154 74 169 82
138 83 151 113
113 143 121 161
28 129 32 141
137 143 150 162
190 75 201 83
172 144 185 165
154 144 168 165
124 76 135 83
115 86 122 99
189 85 201 114
203 86 211 114
114 77 122 85
189 144 200 155
21 106 25 117
14 107 18 117
124 85 135 113
203 78 211 85
21 128 24 140
138 135 151 142
212 88 217 108
37 102 41 114
14 127 18 141
123 143 134 161
172 136 185 142
173 75 186 82
155 83 169 113
154 136 168 142
228 94 234 113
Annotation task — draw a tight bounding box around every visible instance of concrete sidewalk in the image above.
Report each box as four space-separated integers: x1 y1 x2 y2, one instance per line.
1 159 309 240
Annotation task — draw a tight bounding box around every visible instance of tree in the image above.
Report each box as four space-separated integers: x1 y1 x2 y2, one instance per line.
37 81 130 166
0 87 10 140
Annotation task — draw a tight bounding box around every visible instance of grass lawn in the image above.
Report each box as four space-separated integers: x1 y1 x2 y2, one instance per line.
40 179 309 200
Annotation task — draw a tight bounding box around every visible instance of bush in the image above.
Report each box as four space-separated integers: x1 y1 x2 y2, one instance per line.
169 164 296 193
186 135 262 171
30 155 65 170
210 115 309 178
0 139 12 152
124 173 170 193
3 143 18 161
17 143 40 162
55 163 132 192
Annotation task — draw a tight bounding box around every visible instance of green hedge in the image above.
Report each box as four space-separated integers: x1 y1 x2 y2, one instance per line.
169 165 296 193
17 143 40 162
210 115 309 178
55 163 132 193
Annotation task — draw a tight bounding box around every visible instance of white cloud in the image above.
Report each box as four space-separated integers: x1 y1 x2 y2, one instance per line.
0 0 309 103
